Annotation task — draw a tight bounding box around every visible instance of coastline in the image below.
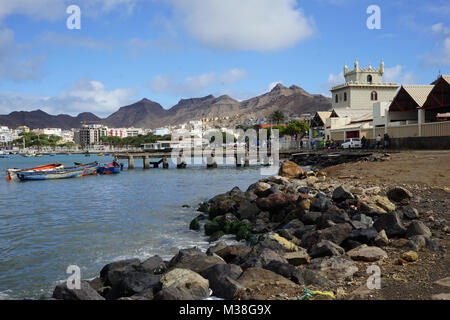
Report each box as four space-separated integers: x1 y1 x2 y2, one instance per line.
50 151 450 300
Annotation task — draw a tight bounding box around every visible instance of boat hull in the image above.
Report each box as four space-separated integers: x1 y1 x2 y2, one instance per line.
16 163 98 181
6 164 64 182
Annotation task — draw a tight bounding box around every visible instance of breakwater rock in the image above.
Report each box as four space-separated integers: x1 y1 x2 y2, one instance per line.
52 161 447 300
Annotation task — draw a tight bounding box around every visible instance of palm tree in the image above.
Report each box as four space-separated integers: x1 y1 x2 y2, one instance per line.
269 110 285 124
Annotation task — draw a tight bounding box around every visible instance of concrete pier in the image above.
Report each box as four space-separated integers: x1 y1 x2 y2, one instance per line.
143 156 150 170
128 156 134 170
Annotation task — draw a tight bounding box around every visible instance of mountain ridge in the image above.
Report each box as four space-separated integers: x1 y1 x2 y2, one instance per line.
0 84 331 129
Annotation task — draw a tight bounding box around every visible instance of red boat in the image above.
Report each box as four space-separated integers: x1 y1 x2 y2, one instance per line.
6 163 64 181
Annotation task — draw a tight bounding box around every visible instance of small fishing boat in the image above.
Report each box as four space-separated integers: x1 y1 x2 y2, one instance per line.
16 162 99 181
97 153 105 156
97 162 121 175
6 163 64 181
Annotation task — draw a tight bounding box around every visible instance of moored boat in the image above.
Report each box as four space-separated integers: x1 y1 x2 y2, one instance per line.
16 162 99 181
6 163 64 182
97 162 121 175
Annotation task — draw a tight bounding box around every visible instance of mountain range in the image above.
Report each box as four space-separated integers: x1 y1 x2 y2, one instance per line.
0 84 331 130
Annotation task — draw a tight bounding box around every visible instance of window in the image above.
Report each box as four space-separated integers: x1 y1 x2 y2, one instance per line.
371 91 378 101
367 75 373 84
335 94 338 103
344 92 347 101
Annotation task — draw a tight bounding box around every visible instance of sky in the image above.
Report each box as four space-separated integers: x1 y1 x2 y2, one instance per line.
0 0 449 117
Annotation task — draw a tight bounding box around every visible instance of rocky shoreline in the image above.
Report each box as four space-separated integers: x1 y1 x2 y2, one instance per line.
52 160 449 301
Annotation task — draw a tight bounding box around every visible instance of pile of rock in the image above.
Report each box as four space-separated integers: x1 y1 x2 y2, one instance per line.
52 161 446 300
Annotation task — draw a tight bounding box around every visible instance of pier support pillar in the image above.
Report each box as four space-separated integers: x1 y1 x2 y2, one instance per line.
177 156 186 169
244 151 250 167
162 156 169 169
206 154 217 169
128 156 134 170
235 153 242 167
143 156 150 170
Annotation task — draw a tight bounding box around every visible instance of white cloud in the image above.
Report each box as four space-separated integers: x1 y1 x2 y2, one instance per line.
170 0 315 52
150 69 248 96
384 65 416 84
320 72 344 95
0 79 137 116
423 23 450 66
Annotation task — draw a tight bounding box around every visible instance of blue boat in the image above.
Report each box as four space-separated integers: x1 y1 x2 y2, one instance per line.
17 162 99 181
97 162 121 175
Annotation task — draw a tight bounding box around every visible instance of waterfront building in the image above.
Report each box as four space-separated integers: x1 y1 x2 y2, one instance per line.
74 125 108 145
326 59 399 140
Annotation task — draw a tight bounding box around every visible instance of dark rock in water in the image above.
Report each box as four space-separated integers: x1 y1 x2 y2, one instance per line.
405 221 432 238
215 245 251 264
105 270 162 300
154 287 193 300
373 211 406 237
209 230 225 242
189 218 201 231
347 227 378 244
264 261 305 284
136 256 166 275
236 200 261 221
53 281 105 300
200 264 243 299
169 254 226 274
332 186 355 202
240 246 288 270
387 187 413 202
310 240 345 258
301 212 322 225
403 206 419 220
100 259 140 285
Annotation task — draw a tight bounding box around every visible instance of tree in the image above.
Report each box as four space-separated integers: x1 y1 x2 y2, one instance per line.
269 110 286 124
282 121 310 139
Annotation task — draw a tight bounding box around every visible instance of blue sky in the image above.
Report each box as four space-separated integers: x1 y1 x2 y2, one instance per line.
0 0 449 117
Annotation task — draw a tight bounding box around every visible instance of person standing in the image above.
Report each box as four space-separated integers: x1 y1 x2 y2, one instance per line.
361 136 367 149
384 133 390 149
376 134 382 149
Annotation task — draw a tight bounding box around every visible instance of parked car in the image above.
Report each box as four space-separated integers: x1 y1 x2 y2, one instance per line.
341 138 362 149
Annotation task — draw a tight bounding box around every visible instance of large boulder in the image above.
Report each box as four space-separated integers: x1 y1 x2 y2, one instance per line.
105 270 162 300
200 264 244 300
258 233 300 252
347 245 388 262
256 193 296 212
302 223 353 250
347 227 379 245
168 248 205 267
99 259 140 285
373 212 406 237
310 195 333 212
53 281 105 300
279 161 304 179
237 268 300 298
236 200 261 221
215 245 251 264
240 246 288 270
136 255 166 275
169 254 226 274
247 181 272 197
160 268 210 300
283 250 311 266
263 261 305 284
387 187 413 202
